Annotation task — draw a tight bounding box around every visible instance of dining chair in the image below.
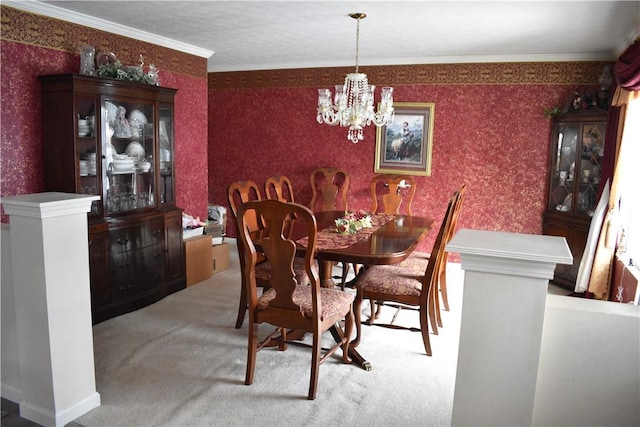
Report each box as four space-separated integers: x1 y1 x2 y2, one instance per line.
370 174 417 215
265 175 296 239
309 167 353 288
228 180 268 328
228 180 312 329
351 189 460 356
397 183 467 332
309 167 350 212
264 175 295 203
237 199 354 400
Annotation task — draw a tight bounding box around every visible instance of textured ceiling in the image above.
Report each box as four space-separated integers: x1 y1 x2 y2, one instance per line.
12 1 640 72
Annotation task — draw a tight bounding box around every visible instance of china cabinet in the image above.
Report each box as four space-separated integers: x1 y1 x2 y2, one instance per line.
40 74 185 323
543 110 607 290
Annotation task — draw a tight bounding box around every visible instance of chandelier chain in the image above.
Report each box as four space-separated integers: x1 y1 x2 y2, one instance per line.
355 17 360 73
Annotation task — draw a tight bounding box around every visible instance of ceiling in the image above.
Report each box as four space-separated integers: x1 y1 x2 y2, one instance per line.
8 1 640 72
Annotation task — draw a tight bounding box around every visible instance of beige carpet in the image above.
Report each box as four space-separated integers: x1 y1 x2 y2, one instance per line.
73 241 464 426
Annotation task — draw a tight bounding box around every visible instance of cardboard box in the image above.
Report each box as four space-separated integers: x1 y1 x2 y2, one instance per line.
212 242 230 274
184 235 213 286
183 226 204 240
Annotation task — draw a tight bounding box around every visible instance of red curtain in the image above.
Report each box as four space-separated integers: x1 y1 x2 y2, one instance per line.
598 39 640 199
615 39 640 90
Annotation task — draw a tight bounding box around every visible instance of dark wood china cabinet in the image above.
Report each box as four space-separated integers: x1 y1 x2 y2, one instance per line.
40 74 185 323
543 109 607 290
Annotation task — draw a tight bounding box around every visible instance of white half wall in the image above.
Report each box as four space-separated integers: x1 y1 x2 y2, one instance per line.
1 224 22 402
533 295 640 426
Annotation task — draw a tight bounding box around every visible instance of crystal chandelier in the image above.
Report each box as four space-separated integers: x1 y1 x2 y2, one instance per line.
316 13 394 144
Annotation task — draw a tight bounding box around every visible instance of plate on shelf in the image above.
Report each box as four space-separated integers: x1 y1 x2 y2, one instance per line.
125 141 145 161
128 109 148 124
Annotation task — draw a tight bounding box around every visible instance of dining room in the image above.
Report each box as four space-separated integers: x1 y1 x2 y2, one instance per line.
2 2 639 426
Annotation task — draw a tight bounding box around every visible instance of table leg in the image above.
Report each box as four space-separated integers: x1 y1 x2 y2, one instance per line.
319 260 336 288
329 324 372 371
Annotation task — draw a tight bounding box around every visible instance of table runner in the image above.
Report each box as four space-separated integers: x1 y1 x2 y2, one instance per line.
298 213 395 250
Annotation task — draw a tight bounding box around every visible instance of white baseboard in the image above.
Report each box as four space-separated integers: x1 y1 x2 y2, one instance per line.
19 392 101 427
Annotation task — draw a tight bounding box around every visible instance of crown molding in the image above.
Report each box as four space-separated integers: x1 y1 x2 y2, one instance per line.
3 0 214 59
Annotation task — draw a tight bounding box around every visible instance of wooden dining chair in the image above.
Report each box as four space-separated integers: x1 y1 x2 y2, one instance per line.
228 180 268 328
264 175 295 203
229 180 313 329
351 189 460 356
265 175 296 238
370 174 417 215
309 167 353 288
237 199 354 400
396 183 467 332
309 167 350 212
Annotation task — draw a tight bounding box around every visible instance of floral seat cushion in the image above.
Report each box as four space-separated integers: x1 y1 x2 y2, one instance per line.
355 264 423 297
258 285 354 320
396 251 430 272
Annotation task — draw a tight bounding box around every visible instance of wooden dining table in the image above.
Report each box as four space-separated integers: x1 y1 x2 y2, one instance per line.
291 210 436 369
295 211 435 286
250 210 435 369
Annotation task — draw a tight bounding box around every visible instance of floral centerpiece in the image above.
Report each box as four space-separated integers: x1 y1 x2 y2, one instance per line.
335 210 373 234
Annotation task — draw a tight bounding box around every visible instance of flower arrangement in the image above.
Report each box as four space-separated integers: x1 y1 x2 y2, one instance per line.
335 210 372 234
96 54 160 85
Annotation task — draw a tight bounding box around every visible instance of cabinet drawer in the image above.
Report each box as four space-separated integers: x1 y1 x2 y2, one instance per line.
110 243 165 279
110 217 165 252
111 245 166 300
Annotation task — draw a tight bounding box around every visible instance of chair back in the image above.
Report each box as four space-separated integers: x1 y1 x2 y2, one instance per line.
309 167 350 212
419 189 460 302
370 174 416 215
237 200 320 318
265 175 295 203
448 184 467 242
228 180 262 234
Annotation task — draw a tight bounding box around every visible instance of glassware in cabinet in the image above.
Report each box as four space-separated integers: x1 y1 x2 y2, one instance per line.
158 104 174 205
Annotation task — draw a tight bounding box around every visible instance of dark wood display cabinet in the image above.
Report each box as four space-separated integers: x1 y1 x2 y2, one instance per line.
40 74 185 324
543 110 607 290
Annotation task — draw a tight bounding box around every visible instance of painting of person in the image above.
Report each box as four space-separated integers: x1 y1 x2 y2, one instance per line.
384 116 423 162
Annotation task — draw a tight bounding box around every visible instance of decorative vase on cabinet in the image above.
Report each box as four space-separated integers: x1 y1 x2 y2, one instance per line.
40 74 185 323
543 109 607 291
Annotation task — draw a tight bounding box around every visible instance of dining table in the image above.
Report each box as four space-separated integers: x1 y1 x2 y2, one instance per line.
291 210 436 369
249 210 435 369
295 211 435 285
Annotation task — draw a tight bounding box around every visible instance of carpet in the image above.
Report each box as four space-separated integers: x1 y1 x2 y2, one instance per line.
72 241 464 426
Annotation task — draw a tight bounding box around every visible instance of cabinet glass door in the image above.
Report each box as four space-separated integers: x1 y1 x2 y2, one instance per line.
76 96 100 215
548 121 606 216
577 123 605 216
548 123 578 213
158 105 174 205
103 97 155 214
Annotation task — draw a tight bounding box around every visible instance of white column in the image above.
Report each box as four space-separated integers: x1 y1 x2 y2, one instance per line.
446 229 572 427
2 192 101 427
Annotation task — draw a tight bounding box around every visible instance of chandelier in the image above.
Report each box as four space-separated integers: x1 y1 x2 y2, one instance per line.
316 13 395 144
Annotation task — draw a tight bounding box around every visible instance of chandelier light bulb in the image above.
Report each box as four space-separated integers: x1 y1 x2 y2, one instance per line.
316 12 395 143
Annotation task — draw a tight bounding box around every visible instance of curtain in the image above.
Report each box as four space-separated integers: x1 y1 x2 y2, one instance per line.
585 38 640 299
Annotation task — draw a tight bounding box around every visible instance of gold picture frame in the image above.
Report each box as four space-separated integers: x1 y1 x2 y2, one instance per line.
375 102 435 176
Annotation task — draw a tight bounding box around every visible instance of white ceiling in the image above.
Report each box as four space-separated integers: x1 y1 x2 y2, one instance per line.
8 1 640 72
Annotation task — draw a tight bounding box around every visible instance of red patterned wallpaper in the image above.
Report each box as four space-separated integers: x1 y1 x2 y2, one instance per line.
1 6 209 222
208 65 606 254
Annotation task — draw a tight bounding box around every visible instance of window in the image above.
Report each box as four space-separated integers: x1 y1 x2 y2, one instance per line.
615 96 640 300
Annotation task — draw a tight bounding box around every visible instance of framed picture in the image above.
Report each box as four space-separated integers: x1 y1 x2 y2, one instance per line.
374 102 435 176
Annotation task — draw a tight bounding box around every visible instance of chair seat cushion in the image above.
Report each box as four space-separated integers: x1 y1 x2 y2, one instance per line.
356 264 423 297
258 285 354 320
396 251 430 272
255 258 317 285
